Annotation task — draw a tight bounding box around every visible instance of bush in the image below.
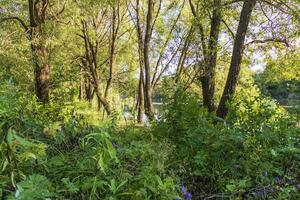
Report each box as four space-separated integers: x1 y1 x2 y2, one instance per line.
0 85 180 199
154 88 300 199
1 81 300 199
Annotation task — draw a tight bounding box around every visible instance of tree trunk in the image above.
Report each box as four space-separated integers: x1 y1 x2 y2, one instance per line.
34 56 50 103
30 43 50 103
216 0 257 119
28 0 51 104
200 0 221 113
82 19 112 115
135 0 146 123
84 76 93 103
137 67 145 123
95 90 112 115
105 6 118 98
79 79 83 100
175 26 194 85
90 65 111 115
143 0 155 119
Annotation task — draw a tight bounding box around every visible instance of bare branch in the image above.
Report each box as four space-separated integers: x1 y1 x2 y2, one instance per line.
188 0 207 57
0 17 28 31
245 38 289 47
151 1 185 86
222 19 235 39
222 0 243 7
261 0 293 15
150 0 162 35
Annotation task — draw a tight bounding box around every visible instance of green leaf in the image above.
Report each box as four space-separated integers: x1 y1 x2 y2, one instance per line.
14 134 38 148
6 129 14 146
1 158 8 172
110 179 116 193
62 178 79 193
226 184 235 192
106 138 117 160
115 180 127 193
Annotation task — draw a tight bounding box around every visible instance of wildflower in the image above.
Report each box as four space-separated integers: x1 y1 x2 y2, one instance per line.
180 184 185 193
184 192 192 200
274 176 280 184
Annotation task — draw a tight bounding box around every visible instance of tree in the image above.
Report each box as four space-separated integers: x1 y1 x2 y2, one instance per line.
132 0 183 122
143 0 155 119
0 0 61 103
105 1 121 99
189 0 222 112
188 0 298 119
81 19 112 115
216 0 257 118
135 0 146 123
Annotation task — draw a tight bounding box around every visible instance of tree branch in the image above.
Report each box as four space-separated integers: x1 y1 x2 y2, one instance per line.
245 38 289 47
0 17 28 31
188 0 207 57
222 19 235 39
222 0 243 7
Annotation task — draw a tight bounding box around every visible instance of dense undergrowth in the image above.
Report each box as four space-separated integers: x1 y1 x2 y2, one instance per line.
0 84 178 200
1 84 300 200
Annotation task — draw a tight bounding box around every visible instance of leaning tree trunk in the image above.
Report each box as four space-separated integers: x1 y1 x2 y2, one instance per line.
82 19 112 115
216 0 257 119
90 60 112 115
105 6 118 98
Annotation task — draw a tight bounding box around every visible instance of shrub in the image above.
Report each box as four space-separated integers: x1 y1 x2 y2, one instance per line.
154 88 300 199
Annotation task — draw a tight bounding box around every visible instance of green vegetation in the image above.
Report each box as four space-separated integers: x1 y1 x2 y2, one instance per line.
256 50 300 114
1 0 300 199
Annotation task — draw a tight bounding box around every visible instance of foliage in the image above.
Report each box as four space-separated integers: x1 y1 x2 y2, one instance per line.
258 51 300 84
154 88 300 199
0 0 299 199
0 86 179 199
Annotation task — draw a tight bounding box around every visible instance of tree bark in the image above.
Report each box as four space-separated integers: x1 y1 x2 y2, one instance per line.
84 76 93 103
143 0 155 119
200 0 222 112
32 46 50 103
28 0 50 104
82 20 112 115
135 0 146 123
216 0 257 119
105 5 118 98
175 26 194 85
189 0 221 113
137 71 145 123
79 79 83 100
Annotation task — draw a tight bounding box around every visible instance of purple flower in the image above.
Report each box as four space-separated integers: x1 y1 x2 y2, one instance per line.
274 176 280 184
184 192 192 200
180 184 185 193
